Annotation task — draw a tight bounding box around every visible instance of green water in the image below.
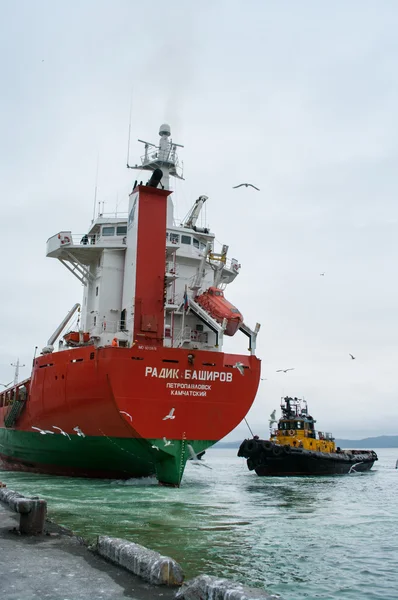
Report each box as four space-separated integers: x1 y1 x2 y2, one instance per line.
1 448 397 600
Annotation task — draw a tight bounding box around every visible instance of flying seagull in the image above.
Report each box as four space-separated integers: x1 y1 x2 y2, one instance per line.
52 426 71 440
162 408 175 420
269 409 277 428
276 368 295 373
73 426 85 438
234 361 245 376
0 382 12 388
232 183 260 191
119 411 133 421
187 444 212 469
349 354 356 360
320 273 325 276
32 426 54 435
349 462 362 473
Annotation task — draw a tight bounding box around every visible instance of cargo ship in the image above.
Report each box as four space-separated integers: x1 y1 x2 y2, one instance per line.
0 124 261 486
238 396 377 476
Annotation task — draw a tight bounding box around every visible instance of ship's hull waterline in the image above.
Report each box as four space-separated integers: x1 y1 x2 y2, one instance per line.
0 346 261 486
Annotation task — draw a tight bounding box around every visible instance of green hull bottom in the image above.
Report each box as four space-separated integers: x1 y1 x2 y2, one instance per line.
0 429 215 486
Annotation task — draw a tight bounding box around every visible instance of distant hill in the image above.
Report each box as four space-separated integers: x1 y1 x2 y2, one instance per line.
214 435 398 449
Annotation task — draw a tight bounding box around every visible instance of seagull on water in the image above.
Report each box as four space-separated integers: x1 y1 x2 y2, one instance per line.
276 368 295 373
233 362 245 376
187 444 212 469
349 354 356 360
163 437 173 447
52 426 71 440
119 411 133 421
163 408 175 420
232 183 260 191
349 462 362 473
73 426 85 438
32 426 54 435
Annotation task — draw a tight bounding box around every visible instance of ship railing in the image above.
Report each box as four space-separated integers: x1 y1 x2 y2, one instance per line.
90 320 129 336
165 261 179 275
70 233 127 247
173 327 208 347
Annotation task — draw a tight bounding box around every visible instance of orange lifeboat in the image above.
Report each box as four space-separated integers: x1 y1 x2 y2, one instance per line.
63 331 90 345
195 287 243 336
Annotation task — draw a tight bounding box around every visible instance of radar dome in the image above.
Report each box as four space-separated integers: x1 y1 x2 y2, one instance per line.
159 123 171 137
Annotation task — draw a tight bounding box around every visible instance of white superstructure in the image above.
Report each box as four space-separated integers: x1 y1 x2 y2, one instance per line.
45 124 259 353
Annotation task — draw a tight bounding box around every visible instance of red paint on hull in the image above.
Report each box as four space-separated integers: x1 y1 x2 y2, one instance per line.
1 345 260 443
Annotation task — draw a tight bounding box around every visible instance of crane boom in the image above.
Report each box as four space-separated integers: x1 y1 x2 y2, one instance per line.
184 195 208 229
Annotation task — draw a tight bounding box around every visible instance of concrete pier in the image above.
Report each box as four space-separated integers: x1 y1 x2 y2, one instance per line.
0 502 176 600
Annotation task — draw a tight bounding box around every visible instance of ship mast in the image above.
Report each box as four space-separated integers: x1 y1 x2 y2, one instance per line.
127 123 184 192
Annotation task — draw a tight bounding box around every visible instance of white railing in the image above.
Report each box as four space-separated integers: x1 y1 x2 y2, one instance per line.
71 233 127 247
173 327 209 347
165 262 179 276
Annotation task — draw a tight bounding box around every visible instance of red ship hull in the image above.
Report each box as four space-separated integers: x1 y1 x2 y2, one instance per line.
0 345 260 485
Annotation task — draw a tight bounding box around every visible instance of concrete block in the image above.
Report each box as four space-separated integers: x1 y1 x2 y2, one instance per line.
97 536 184 586
0 488 47 534
175 574 282 600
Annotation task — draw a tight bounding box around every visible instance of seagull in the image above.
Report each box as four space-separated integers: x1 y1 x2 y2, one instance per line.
73 426 85 438
233 362 245 376
52 426 71 440
260 378 268 381
320 273 325 276
232 183 260 191
187 444 212 469
349 462 362 473
119 411 133 421
269 409 277 428
32 426 54 435
162 408 175 420
0 382 12 388
349 354 356 360
276 368 295 373
151 445 160 451
163 437 173 447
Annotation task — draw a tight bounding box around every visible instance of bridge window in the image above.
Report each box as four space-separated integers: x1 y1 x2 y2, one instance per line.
181 235 191 245
102 226 115 236
193 238 199 249
117 225 127 235
170 233 179 244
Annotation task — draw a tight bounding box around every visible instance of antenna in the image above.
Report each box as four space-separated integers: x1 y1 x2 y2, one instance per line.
92 154 99 223
11 358 25 386
126 88 133 168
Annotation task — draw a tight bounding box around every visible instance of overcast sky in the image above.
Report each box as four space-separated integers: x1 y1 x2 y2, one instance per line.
1 0 397 440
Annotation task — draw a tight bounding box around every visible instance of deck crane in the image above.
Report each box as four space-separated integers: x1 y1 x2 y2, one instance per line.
183 195 208 230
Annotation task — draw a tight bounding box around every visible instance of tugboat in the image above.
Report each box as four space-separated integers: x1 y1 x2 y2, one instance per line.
238 396 378 476
0 124 261 487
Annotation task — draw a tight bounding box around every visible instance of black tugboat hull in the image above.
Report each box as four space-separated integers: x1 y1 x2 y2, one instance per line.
238 440 378 477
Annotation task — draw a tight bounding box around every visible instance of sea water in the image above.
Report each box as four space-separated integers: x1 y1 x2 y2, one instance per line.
1 448 397 600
